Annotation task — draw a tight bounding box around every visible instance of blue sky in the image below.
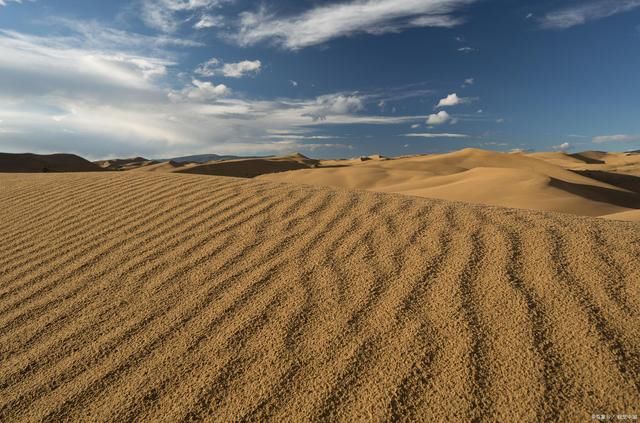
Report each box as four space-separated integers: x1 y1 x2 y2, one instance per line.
0 0 639 159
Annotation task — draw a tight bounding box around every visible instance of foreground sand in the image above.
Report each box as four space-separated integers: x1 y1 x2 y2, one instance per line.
1 172 639 421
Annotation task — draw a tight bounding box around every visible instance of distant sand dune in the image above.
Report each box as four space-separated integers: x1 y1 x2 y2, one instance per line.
0 172 638 421
176 153 319 178
0 153 103 173
259 148 640 217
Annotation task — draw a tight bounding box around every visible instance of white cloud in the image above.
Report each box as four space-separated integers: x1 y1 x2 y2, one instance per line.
411 123 421 129
231 0 479 50
526 13 534 19
194 14 224 29
169 79 230 102
436 93 471 108
541 0 640 29
552 142 571 151
426 111 452 125
436 93 473 108
592 134 640 143
458 46 475 53
404 132 468 138
462 77 474 87
290 80 298 87
195 58 262 78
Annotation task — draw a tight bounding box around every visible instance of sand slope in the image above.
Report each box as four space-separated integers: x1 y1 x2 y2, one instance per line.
0 153 103 173
259 149 640 217
0 172 638 421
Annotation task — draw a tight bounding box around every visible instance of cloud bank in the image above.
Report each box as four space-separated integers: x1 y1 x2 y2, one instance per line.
0 27 423 158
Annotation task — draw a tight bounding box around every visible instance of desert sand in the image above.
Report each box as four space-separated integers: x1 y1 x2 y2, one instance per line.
0 171 638 421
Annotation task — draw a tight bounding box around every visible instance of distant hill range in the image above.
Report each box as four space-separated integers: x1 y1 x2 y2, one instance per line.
0 153 104 173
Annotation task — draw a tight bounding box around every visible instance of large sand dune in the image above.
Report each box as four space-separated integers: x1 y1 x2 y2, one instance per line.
259 149 640 217
0 171 638 421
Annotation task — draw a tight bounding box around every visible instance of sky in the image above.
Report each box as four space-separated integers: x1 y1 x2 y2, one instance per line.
0 0 639 159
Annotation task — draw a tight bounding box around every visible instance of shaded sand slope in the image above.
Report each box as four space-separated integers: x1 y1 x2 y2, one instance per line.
1 172 639 421
0 153 103 173
259 149 639 216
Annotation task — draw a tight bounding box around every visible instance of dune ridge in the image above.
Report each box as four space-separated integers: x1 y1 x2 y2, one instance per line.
0 171 638 421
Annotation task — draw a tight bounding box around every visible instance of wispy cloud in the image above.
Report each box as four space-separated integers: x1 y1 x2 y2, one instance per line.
194 14 224 29
404 132 468 138
140 0 232 33
592 134 640 143
541 0 640 29
231 0 478 50
195 58 262 78
0 0 27 7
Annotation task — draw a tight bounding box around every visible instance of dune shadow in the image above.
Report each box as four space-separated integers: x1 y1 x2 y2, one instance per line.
571 170 640 194
549 177 640 210
569 153 605 164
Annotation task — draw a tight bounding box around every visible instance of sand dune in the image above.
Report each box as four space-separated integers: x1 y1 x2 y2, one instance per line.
0 153 103 173
95 157 158 171
176 153 319 178
131 153 320 178
0 171 638 421
259 148 640 217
